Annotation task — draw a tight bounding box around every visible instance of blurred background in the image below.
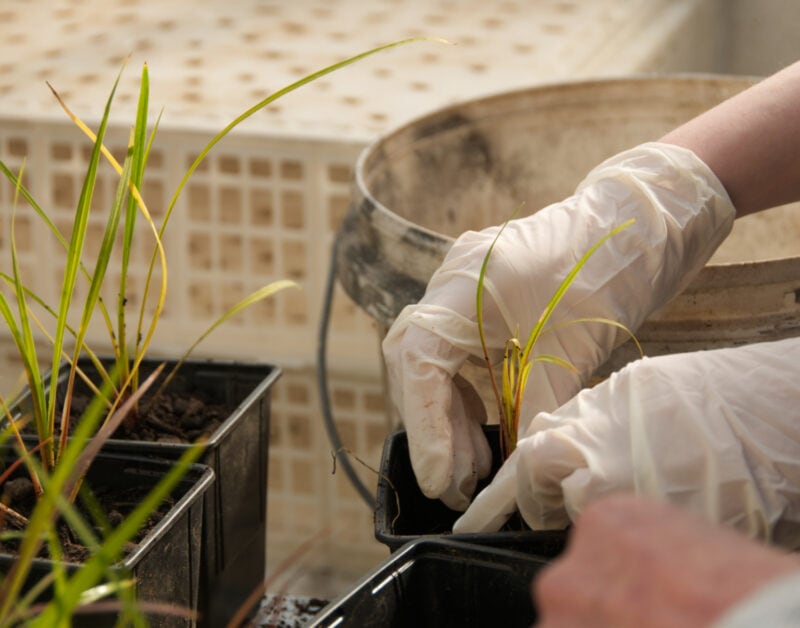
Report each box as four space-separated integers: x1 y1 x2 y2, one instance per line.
0 0 798 607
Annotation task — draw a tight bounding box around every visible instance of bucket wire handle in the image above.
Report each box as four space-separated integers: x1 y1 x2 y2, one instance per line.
317 234 377 510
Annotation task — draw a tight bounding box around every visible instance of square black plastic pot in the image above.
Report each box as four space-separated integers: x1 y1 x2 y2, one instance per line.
375 425 569 556
17 358 280 627
0 451 213 627
310 538 548 627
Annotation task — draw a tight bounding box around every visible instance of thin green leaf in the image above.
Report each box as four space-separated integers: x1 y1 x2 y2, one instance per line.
153 280 299 400
188 280 299 356
521 219 636 364
45 69 125 461
0 365 129 615
162 38 448 240
477 215 636 459
47 69 170 425
544 316 644 358
477 203 525 454
532 354 580 373
118 64 151 378
57 133 136 461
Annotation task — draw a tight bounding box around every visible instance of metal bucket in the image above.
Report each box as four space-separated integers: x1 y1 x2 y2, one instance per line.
337 76 800 374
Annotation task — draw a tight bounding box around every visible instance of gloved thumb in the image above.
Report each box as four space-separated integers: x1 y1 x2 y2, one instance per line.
452 450 518 533
453 415 590 533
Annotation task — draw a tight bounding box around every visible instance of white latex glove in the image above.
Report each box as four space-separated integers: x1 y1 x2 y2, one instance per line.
382 142 735 510
715 571 800 627
454 337 800 550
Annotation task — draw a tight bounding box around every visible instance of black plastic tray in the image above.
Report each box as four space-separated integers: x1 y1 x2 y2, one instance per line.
311 538 548 627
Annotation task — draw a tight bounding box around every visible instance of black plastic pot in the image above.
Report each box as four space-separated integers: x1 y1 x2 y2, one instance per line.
375 425 569 556
311 538 548 627
0 451 213 628
19 358 280 627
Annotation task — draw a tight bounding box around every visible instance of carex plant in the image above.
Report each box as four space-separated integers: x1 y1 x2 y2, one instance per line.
0 38 436 624
476 211 642 462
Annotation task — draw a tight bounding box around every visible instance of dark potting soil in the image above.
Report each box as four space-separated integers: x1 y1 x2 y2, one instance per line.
253 595 328 627
0 475 175 564
5 381 227 564
66 388 233 444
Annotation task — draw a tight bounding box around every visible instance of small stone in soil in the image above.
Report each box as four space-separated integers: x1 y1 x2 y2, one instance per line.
157 435 184 444
3 477 34 502
254 595 328 627
179 398 207 426
108 510 124 527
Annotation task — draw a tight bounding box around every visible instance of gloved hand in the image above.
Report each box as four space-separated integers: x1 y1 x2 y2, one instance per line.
382 142 735 510
453 337 800 549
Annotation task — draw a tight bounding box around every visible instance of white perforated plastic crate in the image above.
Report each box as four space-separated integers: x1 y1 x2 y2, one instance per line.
0 0 723 375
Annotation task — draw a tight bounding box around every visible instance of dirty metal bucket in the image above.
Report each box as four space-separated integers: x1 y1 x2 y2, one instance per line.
337 76 800 375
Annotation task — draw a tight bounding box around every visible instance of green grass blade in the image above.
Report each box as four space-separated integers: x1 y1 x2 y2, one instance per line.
153 280 298 400
0 160 118 349
76 579 136 606
131 108 163 370
181 280 298 357
0 161 69 251
46 64 169 404
544 316 644 358
531 354 580 373
6 162 49 469
162 38 446 240
118 64 151 375
477 203 525 437
3 568 57 626
45 70 124 455
57 139 136 461
0 274 115 413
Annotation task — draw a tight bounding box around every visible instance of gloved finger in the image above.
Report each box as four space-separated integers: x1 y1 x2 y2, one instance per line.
515 426 589 530
381 317 468 497
413 262 518 365
457 375 492 481
439 376 492 511
383 299 500 500
452 403 595 533
452 448 520 533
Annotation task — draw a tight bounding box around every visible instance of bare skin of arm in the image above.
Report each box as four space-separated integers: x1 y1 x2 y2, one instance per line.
661 60 800 217
533 495 800 628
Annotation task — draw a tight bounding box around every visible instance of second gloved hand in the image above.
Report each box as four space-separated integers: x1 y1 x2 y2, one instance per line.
382 142 735 510
454 337 800 549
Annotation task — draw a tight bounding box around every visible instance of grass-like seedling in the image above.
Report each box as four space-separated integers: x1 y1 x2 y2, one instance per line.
476 214 641 461
0 37 436 623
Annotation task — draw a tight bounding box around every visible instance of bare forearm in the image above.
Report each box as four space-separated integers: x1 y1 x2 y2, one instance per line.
661 60 800 217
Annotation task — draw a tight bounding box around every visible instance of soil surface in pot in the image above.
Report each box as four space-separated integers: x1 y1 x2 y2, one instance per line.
65 382 234 445
254 595 328 627
0 476 175 564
